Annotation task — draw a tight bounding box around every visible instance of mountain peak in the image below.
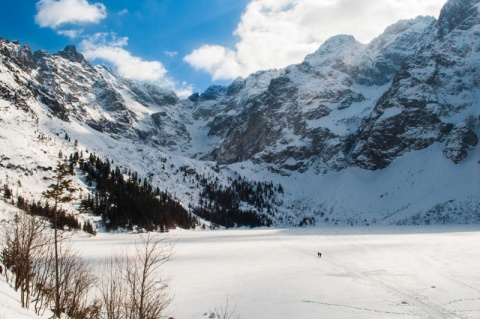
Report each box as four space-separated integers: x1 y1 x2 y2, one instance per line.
318 34 360 53
0 38 36 71
199 85 228 101
55 45 86 64
437 0 480 37
303 34 363 66
381 16 436 37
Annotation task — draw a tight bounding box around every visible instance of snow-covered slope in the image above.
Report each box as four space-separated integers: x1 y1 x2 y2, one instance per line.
0 0 479 227
0 39 222 218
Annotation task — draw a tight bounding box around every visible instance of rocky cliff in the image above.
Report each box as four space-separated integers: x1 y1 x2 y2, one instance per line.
187 7 478 174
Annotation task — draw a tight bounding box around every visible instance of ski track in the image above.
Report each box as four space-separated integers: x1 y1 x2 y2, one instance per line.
344 265 450 319
302 300 408 315
401 238 480 315
405 241 480 293
442 298 480 306
275 236 451 319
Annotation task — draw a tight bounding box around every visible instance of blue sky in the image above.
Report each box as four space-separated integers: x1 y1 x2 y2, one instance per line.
0 0 445 96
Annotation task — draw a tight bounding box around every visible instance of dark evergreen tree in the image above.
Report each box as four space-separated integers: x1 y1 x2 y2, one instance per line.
191 173 279 228
3 183 13 199
76 153 198 231
42 161 77 318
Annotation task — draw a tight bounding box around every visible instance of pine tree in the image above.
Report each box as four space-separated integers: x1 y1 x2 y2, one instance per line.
3 183 13 199
42 161 76 318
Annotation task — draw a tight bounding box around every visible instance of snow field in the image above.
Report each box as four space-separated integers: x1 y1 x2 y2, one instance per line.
69 226 480 319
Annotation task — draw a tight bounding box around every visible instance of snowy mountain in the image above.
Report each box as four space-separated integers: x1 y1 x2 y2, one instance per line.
1 0 479 227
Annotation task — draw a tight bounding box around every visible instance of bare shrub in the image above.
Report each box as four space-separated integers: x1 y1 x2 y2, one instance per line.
1 211 98 318
100 233 174 319
1 213 50 308
57 242 99 319
215 296 240 319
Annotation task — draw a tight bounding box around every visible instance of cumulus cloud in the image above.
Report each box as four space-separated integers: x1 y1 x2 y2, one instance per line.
79 33 192 97
184 45 243 81
79 33 167 81
184 0 445 80
35 0 107 29
175 82 194 98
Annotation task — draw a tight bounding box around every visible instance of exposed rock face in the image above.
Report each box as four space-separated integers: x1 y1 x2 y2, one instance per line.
55 45 88 64
120 78 180 106
0 41 190 148
443 122 478 163
184 0 479 173
437 0 480 37
199 85 228 101
350 105 446 170
350 0 480 169
351 17 436 86
0 39 36 72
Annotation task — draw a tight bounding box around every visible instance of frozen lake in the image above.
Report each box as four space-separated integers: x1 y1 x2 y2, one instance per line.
73 225 480 319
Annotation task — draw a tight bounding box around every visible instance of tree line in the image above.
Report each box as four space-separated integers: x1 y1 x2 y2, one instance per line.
76 152 198 231
1 159 181 318
191 174 283 228
3 179 86 233
16 196 83 231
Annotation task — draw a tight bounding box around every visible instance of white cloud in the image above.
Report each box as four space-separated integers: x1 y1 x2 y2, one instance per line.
184 45 242 80
118 9 129 16
79 33 167 81
56 29 83 39
79 33 192 97
35 0 107 29
165 51 178 57
184 0 445 80
175 82 194 98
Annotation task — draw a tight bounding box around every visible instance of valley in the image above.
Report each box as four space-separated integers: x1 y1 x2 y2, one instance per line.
2 222 478 319
1 0 480 317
